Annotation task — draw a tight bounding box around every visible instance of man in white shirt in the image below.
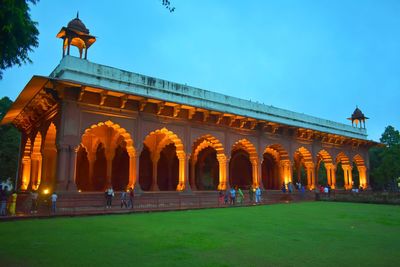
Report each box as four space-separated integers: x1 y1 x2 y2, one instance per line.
51 192 58 214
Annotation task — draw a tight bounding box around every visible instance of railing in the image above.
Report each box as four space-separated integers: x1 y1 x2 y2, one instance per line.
10 190 316 217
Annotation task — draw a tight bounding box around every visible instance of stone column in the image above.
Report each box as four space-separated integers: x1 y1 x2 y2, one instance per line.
305 163 315 189
257 157 264 190
21 155 31 191
56 144 69 191
150 155 159 191
87 151 96 189
190 158 197 190
67 146 78 192
348 166 353 189
105 149 115 188
358 166 367 189
176 152 188 191
183 154 191 192
330 165 337 189
217 154 228 190
134 153 142 193
325 163 333 186
127 151 136 189
251 158 258 188
282 160 292 185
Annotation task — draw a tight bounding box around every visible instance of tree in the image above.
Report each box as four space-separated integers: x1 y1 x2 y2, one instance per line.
370 125 400 190
380 125 400 147
0 97 21 183
0 0 39 79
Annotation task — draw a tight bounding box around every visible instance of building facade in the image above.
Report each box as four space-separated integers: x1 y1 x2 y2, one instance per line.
1 18 376 194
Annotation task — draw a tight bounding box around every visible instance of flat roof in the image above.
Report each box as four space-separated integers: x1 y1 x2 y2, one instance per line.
48 56 368 140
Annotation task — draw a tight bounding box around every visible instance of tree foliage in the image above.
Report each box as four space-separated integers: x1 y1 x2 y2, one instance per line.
370 125 400 190
0 97 21 182
0 0 39 79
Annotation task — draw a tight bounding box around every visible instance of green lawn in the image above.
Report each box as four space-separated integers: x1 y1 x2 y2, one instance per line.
1 202 399 267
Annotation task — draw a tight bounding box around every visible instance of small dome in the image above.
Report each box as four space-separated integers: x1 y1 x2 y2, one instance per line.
67 14 89 34
351 107 365 120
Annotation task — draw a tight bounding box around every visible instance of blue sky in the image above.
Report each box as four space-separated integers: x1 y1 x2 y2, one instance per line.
1 0 399 141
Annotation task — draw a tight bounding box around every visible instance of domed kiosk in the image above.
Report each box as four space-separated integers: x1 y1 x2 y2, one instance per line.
56 13 96 59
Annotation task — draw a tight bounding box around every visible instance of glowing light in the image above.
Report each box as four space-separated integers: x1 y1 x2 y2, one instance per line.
43 188 49 195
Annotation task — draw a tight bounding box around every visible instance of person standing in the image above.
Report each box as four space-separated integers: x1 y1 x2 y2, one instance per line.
248 186 254 204
224 190 229 205
255 187 262 204
51 192 58 214
237 187 244 205
120 191 127 208
128 188 134 209
106 187 114 208
31 190 39 214
0 186 8 216
218 190 224 205
229 187 236 205
8 191 17 216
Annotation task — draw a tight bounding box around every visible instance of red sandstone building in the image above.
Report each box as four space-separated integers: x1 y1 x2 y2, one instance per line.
1 16 376 195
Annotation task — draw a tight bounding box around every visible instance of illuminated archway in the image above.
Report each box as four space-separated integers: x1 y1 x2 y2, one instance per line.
293 146 314 189
141 127 186 191
30 132 42 190
230 139 258 189
335 152 351 189
262 144 290 189
191 135 227 190
78 120 136 191
316 149 335 188
40 123 57 191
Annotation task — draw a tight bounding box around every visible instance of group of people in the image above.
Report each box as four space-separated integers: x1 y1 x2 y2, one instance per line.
105 187 135 209
0 186 59 216
281 182 306 194
30 191 58 214
0 186 17 216
219 185 263 205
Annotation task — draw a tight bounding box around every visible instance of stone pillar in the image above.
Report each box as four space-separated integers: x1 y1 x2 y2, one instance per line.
358 166 367 189
176 152 188 191
56 144 69 191
105 149 115 188
21 155 31 191
184 154 191 192
190 158 197 190
330 165 337 189
134 153 142 193
217 154 228 190
127 151 136 189
325 163 333 186
67 147 78 192
87 151 96 189
257 157 264 190
251 158 258 188
348 166 353 189
305 163 315 189
150 155 159 191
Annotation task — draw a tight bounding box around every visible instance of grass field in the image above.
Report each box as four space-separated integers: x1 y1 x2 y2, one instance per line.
0 202 399 267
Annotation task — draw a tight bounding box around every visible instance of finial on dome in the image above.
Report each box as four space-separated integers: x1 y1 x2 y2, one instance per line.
77 11 79 19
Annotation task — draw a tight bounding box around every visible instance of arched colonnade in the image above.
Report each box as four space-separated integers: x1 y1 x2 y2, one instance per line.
19 120 369 192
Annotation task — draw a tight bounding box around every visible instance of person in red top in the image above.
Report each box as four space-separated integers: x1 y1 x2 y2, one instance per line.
319 185 324 193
